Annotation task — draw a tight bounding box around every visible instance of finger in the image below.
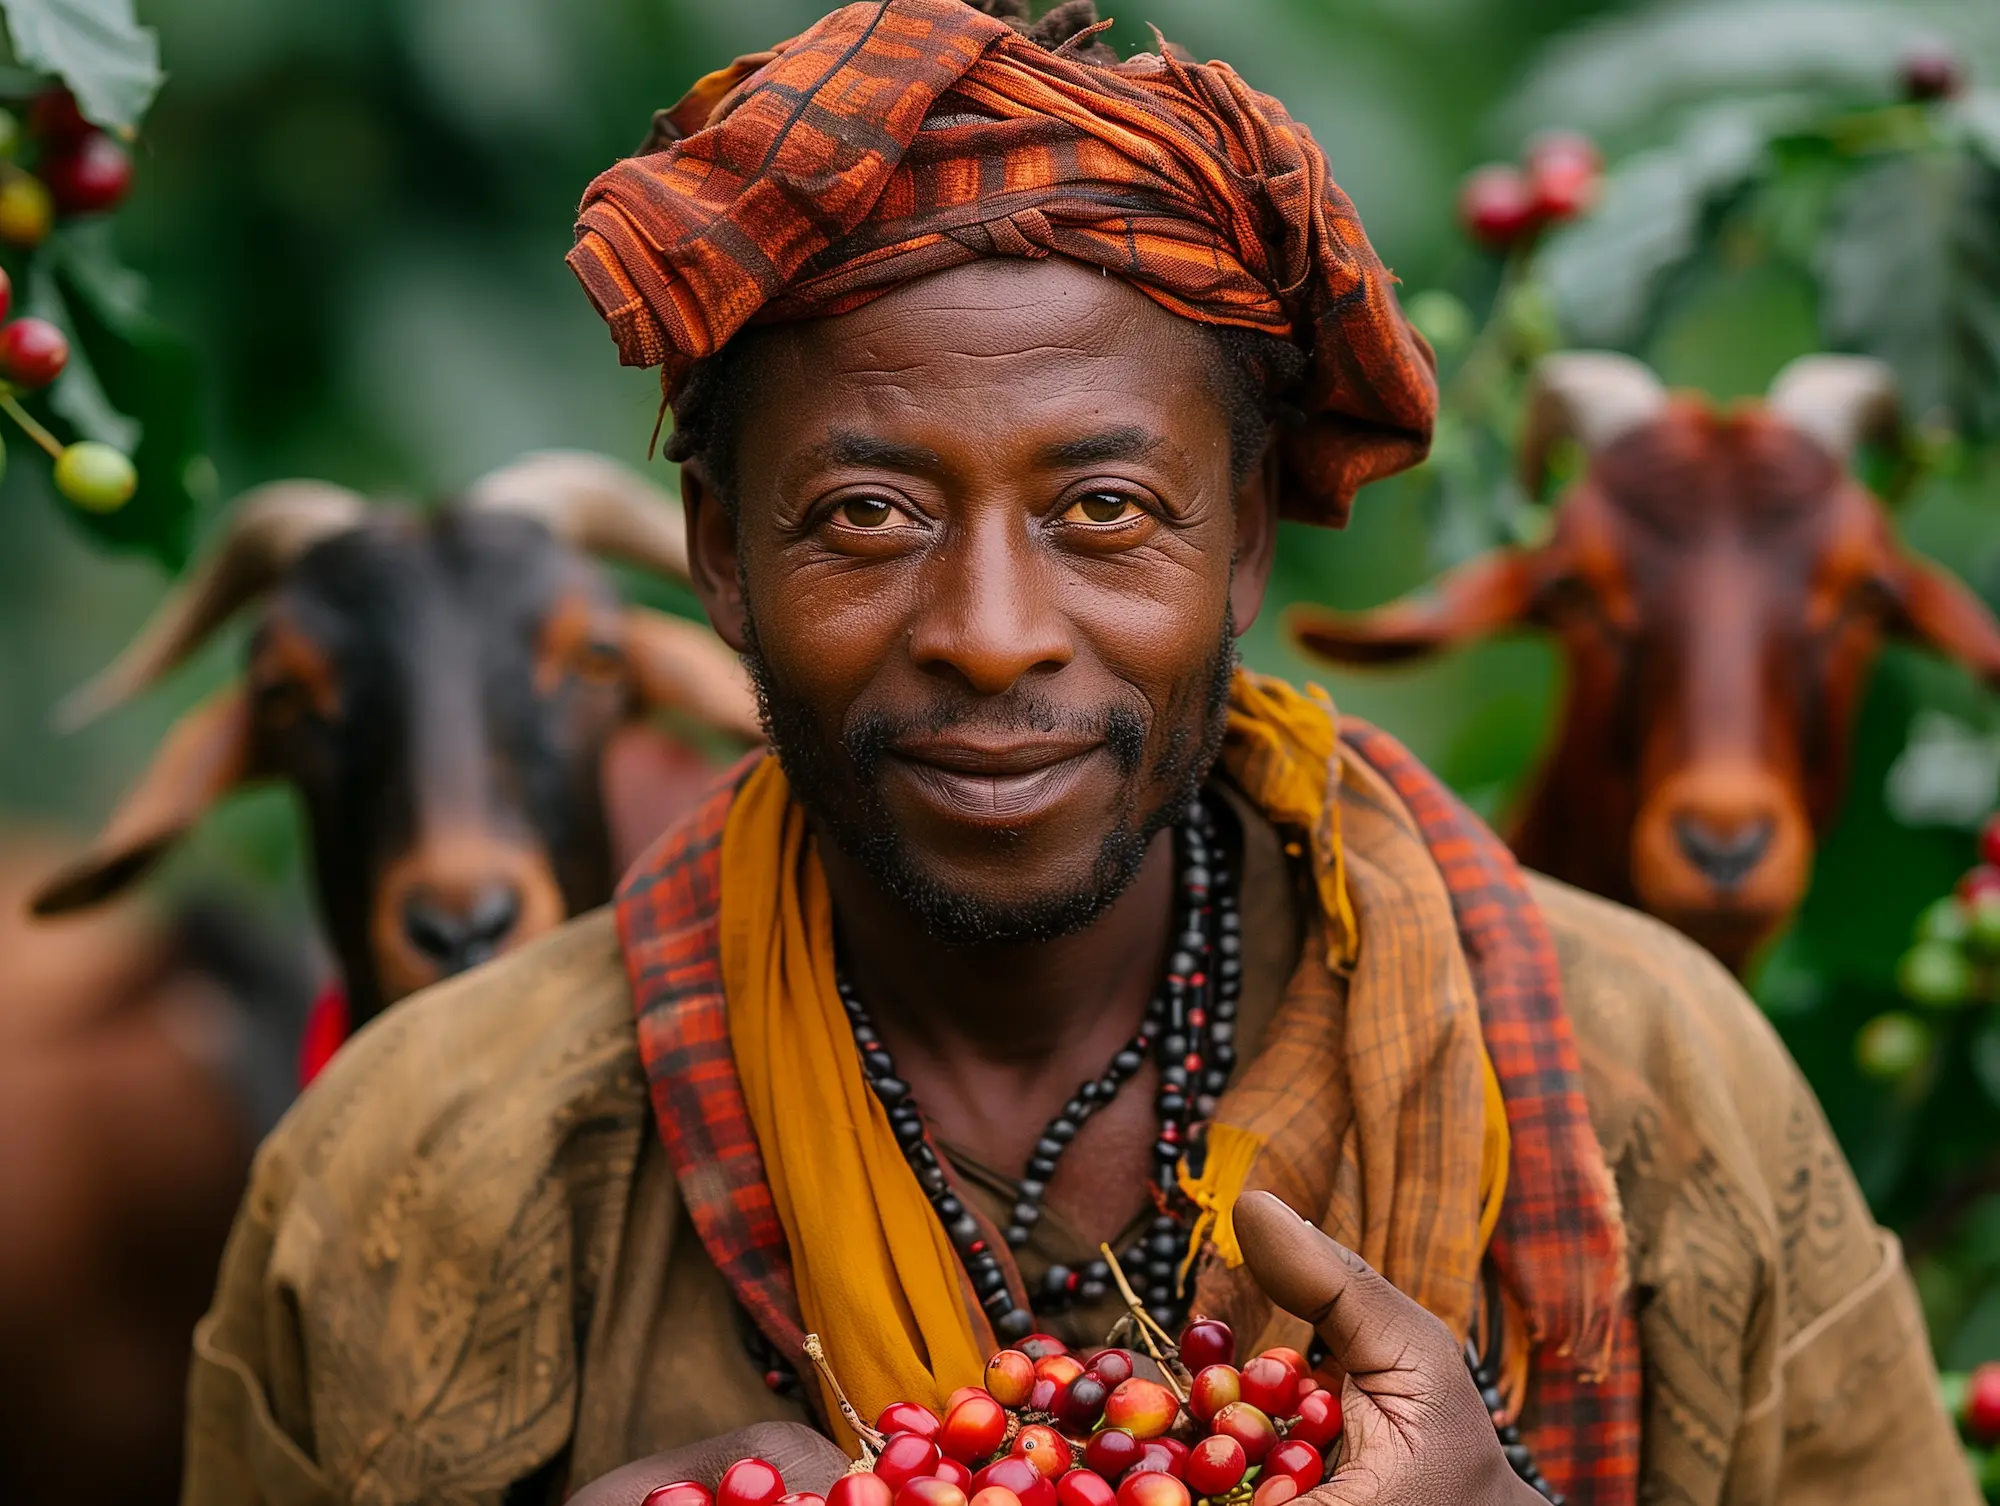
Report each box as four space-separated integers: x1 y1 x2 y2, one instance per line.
1233 1190 1460 1380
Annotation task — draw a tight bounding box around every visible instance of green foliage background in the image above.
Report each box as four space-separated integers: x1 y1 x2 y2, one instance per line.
5 0 2000 1388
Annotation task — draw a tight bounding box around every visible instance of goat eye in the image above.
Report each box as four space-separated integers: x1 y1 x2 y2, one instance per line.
255 680 312 731
575 640 625 684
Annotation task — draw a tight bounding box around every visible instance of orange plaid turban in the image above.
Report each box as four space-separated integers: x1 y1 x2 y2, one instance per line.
568 0 1437 526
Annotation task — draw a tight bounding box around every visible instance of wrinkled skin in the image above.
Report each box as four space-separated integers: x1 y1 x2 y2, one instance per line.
570 259 1524 1504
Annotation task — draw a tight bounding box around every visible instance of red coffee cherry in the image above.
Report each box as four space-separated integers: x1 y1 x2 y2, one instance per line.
1 316 68 388
718 1459 787 1506
1458 163 1537 251
1176 1317 1235 1372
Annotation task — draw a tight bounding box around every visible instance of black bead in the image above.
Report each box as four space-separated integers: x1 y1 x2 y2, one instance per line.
1211 1021 1235 1044
1202 1070 1228 1095
1155 1141 1180 1163
1194 1094 1218 1118
863 1050 894 1076
1162 1033 1189 1060
874 1076 910 1106
919 1164 949 1196
1219 907 1240 932
1184 866 1210 890
1161 1065 1188 1090
1042 1264 1073 1293
1018 1179 1046 1203
1028 1156 1058 1180
1064 1099 1086 1122
1084 1259 1110 1280
937 1195 964 1219
1079 1279 1108 1302
983 1287 1015 1313
1218 957 1242 980
1178 930 1205 954
976 1264 1008 1296
1213 1045 1236 1071
995 1307 1035 1341
892 1114 924 1145
1218 932 1240 957
1113 1049 1144 1075
1159 1093 1185 1118
1005 1225 1029 1245
1034 1136 1063 1160
949 1215 980 1246
1148 1231 1181 1260
1050 1119 1077 1143
1168 950 1197 978
1079 1080 1103 1102
1012 1202 1041 1227
853 1024 878 1046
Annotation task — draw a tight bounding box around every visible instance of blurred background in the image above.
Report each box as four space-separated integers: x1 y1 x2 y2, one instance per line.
5 0 2000 1490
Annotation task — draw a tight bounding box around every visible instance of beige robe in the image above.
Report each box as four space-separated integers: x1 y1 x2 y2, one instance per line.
181 814 1973 1504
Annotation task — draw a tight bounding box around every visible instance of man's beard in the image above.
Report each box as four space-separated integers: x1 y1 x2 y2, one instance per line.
740 610 1238 947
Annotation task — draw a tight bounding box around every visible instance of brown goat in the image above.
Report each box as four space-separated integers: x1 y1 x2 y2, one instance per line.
31 452 759 1025
1293 353 2000 972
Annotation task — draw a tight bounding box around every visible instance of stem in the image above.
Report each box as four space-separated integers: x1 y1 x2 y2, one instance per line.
1098 1243 1189 1401
802 1333 886 1460
0 391 62 460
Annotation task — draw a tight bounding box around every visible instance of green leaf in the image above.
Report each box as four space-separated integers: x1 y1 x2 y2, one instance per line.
1535 113 1768 348
0 0 161 132
1819 145 2000 441
18 228 210 566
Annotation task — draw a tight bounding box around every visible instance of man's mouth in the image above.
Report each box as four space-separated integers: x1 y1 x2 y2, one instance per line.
883 734 1106 826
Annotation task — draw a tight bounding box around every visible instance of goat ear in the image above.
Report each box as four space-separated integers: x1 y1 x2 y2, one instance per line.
1889 553 2000 689
29 687 256 916
622 607 762 742
1288 549 1547 666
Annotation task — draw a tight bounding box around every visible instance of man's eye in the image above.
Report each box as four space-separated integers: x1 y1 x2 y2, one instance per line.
1067 492 1141 524
835 496 899 528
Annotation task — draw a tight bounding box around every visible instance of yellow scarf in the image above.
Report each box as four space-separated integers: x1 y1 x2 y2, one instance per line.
721 672 1507 1447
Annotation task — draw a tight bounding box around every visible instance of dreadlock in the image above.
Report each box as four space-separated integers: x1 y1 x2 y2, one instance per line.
662 0 1308 506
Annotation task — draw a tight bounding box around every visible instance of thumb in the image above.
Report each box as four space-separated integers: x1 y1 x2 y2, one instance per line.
1232 1190 1461 1381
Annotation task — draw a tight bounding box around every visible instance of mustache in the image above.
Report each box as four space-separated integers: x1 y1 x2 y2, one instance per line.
847 697 1146 780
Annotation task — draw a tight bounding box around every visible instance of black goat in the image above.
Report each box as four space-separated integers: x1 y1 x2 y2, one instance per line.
31 452 758 1027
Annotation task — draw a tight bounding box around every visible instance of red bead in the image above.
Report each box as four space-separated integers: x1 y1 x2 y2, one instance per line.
1182 1055 1201 1073
1188 1009 1205 1027
878 1400 944 1442
1458 163 1537 251
1177 1318 1235 1372
1264 1439 1325 1493
1239 1356 1300 1419
1160 1123 1179 1143
1185 1435 1247 1498
1189 973 1205 987
1055 1472 1115 1506
718 1459 787 1506
968 1240 987 1254
763 1370 785 1391
0 317 68 388
1289 1388 1343 1451
1966 1361 2000 1444
876 1433 945 1491
644 1485 714 1506
41 130 133 216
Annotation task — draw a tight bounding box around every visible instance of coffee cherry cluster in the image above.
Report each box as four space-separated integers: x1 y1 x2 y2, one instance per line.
1869 813 2000 1081
0 87 134 251
644 1320 1342 1506
1457 132 1602 253
0 262 135 510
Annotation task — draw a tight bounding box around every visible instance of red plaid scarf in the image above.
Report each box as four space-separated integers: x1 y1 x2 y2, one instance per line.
617 729 1640 1501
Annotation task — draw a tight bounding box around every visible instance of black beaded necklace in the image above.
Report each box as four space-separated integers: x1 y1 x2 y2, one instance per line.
838 796 1241 1340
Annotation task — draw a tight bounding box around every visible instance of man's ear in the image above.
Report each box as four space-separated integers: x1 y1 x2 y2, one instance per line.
1229 441 1282 634
30 686 258 915
1287 548 1549 666
1887 550 2000 689
621 606 762 741
681 461 747 653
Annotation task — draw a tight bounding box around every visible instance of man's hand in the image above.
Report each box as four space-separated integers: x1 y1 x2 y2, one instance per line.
566 1420 851 1506
1233 1192 1546 1506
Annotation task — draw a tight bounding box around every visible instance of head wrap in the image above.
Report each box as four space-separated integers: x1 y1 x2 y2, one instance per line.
568 0 1436 526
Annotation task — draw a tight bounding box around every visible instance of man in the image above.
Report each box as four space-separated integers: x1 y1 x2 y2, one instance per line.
182 3 1972 1504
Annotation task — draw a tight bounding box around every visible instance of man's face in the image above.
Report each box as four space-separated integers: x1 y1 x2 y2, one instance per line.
685 257 1277 943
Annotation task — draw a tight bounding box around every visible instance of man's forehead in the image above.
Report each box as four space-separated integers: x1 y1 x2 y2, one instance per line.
778 257 1213 377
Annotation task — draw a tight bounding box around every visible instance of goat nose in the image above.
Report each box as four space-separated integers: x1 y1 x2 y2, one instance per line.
1673 815 1776 891
400 883 523 974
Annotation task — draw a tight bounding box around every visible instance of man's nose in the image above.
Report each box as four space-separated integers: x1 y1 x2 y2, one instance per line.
908 524 1072 695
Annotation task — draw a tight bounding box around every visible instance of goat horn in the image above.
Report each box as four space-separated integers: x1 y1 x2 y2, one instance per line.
1519 351 1669 494
55 481 368 731
463 450 689 581
1767 354 1900 462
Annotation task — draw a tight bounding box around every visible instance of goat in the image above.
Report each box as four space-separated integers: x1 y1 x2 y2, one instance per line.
30 452 758 1025
1292 353 2000 972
